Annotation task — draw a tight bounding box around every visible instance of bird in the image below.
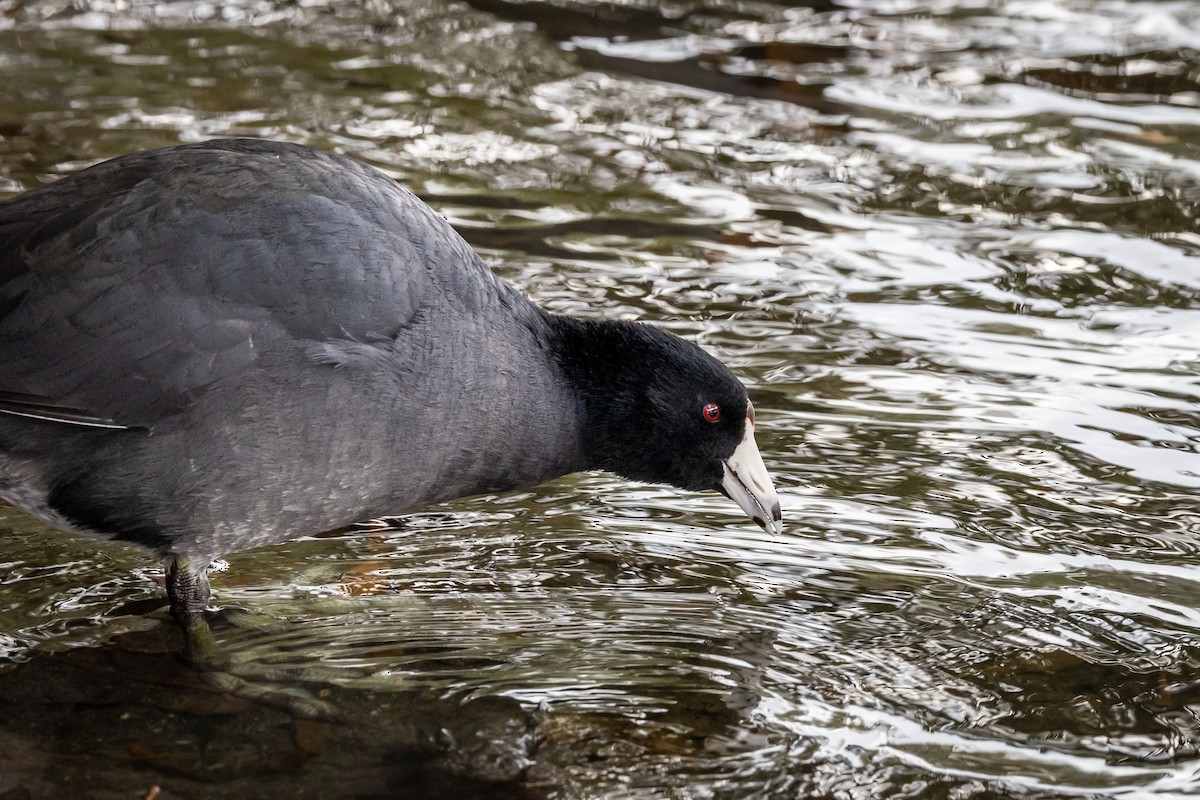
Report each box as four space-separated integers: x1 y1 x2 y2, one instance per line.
0 138 781 648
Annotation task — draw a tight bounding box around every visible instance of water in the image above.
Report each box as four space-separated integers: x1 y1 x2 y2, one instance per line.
2 0 1200 797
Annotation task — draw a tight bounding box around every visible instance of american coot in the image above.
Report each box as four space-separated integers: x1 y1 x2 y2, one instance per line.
0 138 781 634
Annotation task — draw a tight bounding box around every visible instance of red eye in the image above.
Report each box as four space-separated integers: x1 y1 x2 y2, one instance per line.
702 403 721 423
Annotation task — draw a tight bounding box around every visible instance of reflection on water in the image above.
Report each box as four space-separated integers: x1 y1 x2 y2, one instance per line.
3 0 1200 797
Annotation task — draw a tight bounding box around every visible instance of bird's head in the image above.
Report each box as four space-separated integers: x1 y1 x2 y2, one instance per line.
553 317 782 534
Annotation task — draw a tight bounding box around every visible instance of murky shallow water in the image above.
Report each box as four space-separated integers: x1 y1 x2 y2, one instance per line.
3 0 1200 797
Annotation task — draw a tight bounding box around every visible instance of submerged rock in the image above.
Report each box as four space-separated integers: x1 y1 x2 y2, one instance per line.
0 624 542 800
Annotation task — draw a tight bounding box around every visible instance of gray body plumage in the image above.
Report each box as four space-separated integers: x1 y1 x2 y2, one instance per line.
0 139 583 562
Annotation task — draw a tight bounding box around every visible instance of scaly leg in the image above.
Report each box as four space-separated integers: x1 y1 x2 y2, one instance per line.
163 554 338 719
165 556 219 669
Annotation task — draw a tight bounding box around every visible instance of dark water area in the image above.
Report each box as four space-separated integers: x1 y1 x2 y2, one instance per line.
3 0 1200 797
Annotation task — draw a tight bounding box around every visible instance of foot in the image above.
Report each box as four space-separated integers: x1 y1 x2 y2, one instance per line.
165 555 342 720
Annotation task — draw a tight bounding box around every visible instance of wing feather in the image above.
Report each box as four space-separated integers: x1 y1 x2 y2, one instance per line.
0 140 496 429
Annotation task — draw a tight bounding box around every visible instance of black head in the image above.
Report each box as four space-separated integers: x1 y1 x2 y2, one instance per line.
549 317 759 492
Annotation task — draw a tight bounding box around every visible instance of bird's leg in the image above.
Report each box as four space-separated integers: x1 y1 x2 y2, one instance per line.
165 556 219 669
163 555 340 719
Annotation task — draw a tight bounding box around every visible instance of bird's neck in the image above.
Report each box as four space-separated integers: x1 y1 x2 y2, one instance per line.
543 314 664 482
408 309 592 505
